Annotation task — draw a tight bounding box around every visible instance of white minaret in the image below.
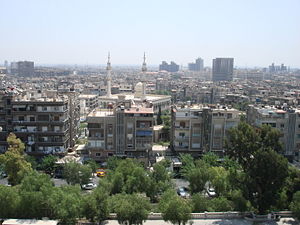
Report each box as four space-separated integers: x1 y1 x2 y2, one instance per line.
106 52 112 97
141 52 147 98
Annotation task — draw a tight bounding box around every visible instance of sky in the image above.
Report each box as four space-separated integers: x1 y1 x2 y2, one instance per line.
0 0 300 68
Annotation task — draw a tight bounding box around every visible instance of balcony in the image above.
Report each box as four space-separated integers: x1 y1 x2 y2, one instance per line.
174 126 190 130
175 136 190 140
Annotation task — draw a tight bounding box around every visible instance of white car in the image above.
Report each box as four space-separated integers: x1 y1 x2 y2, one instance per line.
82 183 97 190
207 187 217 197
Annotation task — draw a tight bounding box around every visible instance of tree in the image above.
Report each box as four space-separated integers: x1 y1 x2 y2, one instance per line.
246 148 288 214
186 160 210 194
228 190 251 212
260 124 283 153
179 153 195 178
0 133 32 185
18 171 55 218
209 167 230 196
63 161 92 185
208 197 234 212
110 194 150 225
152 161 170 183
0 185 20 218
159 190 192 225
125 167 150 194
84 159 99 175
290 191 300 220
107 156 121 171
51 185 83 224
157 106 163 125
225 122 260 170
82 187 109 223
192 193 210 212
40 155 58 175
111 171 125 194
202 152 219 167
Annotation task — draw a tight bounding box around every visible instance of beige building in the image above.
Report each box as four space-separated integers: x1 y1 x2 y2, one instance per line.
0 89 80 155
247 105 300 160
86 102 154 162
171 105 242 157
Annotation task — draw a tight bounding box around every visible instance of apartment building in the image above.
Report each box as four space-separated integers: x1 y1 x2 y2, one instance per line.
247 105 300 160
0 89 80 155
171 105 242 157
86 103 154 162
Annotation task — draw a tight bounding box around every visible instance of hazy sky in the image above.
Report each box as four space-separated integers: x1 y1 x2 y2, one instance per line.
1 0 300 67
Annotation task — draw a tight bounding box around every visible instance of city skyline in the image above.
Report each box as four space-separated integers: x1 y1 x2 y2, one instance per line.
0 0 300 67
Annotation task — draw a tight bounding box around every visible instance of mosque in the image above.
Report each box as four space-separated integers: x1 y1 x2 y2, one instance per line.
98 53 172 113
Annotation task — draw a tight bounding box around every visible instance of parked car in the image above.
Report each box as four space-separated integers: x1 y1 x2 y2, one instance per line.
177 187 190 198
206 187 217 197
81 183 97 190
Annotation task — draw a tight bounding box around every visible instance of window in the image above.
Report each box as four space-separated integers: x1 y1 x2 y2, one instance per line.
280 124 284 128
179 132 185 137
227 113 232 119
6 99 11 105
53 116 59 121
19 116 25 121
96 153 101 157
42 107 47 111
30 117 35 122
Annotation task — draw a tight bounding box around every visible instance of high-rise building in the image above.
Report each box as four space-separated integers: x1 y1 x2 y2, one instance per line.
10 61 34 76
170 105 242 157
188 58 204 71
212 58 234 82
86 101 154 162
159 61 179 72
0 89 80 155
247 105 300 161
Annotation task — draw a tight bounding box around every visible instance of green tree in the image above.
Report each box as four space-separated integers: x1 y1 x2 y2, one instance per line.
52 185 82 224
84 159 99 175
40 155 58 175
63 161 92 185
202 152 219 167
192 193 210 212
159 190 192 225
247 148 288 214
186 160 210 194
290 191 300 220
209 167 230 196
179 153 195 178
18 171 55 218
125 167 149 194
152 161 170 183
82 187 109 223
0 133 32 185
208 197 234 212
110 193 150 225
157 106 163 125
107 156 121 171
25 155 38 170
260 124 283 153
228 190 251 212
0 185 20 218
225 122 260 170
111 171 125 194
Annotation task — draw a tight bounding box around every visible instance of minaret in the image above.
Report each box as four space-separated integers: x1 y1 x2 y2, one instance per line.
106 52 112 97
141 52 147 98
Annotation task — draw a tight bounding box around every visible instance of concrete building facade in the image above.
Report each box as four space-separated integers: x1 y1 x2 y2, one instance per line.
247 105 300 160
0 89 80 156
171 105 242 157
212 58 234 82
